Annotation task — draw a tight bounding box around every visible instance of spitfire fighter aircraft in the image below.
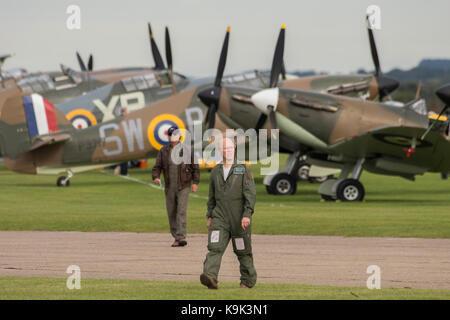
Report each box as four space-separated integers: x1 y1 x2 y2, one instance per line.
54 18 398 132
0 26 261 186
197 25 450 201
0 24 191 106
0 54 29 89
0 25 359 186
0 25 408 189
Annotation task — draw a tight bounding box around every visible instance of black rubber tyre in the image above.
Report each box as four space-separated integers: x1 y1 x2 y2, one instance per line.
270 173 297 195
265 185 275 194
57 176 70 187
336 179 365 202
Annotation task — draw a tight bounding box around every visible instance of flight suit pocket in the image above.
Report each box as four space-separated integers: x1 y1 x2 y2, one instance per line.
208 228 227 252
231 232 252 255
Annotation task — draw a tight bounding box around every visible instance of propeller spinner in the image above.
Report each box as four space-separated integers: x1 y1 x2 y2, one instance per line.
248 24 287 138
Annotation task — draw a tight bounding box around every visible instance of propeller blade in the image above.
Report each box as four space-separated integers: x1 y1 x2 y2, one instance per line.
281 60 287 80
268 106 278 139
87 54 94 71
208 104 217 129
76 51 87 72
367 16 381 76
165 27 173 69
269 24 286 88
148 23 165 70
214 26 230 87
366 16 400 100
198 27 231 129
165 26 176 94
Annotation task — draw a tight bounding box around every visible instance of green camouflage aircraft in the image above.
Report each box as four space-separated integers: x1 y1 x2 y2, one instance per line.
0 54 23 88
197 25 450 201
2 19 399 133
53 19 398 130
0 25 412 192
0 24 189 105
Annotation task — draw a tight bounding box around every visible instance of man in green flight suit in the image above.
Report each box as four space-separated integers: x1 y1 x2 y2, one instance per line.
200 137 257 289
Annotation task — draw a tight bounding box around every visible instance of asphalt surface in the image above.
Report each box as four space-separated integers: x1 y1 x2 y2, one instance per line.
0 231 449 289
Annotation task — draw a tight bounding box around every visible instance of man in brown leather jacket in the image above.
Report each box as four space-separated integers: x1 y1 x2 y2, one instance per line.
152 126 200 247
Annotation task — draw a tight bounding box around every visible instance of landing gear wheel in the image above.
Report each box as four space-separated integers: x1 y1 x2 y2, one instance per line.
270 173 297 195
265 185 275 194
57 176 70 187
336 179 364 202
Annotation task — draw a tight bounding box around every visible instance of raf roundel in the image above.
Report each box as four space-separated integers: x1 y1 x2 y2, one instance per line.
66 109 98 130
147 114 186 150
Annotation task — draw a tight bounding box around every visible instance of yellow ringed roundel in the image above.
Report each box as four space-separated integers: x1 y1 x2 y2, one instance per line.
66 109 98 130
147 114 186 150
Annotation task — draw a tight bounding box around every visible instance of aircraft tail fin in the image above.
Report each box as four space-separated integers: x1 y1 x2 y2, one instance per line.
0 92 72 161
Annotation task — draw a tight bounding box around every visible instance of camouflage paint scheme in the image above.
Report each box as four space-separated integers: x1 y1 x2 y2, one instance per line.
211 84 450 179
54 70 377 130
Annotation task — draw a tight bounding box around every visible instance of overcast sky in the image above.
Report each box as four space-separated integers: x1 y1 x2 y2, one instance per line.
2 0 450 77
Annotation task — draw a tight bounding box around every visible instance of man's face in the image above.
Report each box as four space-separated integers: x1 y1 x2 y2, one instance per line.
221 138 235 162
169 133 180 143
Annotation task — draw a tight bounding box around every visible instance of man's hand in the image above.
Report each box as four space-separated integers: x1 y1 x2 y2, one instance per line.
192 184 198 192
153 178 160 185
206 217 212 229
241 217 251 230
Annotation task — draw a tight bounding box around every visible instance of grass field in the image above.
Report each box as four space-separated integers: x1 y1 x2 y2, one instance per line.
1 277 450 300
0 156 449 300
0 155 449 238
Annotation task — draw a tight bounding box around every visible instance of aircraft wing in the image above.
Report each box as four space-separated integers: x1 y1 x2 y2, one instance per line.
328 126 450 172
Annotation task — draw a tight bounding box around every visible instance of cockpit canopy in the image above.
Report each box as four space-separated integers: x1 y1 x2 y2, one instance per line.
17 74 55 93
120 70 185 92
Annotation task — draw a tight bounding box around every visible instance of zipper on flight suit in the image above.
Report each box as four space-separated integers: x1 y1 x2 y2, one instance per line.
220 164 241 229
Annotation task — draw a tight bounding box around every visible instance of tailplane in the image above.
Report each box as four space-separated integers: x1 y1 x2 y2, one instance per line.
0 92 72 172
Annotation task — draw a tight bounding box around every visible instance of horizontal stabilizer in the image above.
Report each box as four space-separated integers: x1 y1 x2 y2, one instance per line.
29 133 71 151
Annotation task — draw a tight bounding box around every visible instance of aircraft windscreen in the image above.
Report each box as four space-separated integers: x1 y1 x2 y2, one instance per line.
121 73 161 92
222 71 267 88
409 99 428 116
17 74 55 93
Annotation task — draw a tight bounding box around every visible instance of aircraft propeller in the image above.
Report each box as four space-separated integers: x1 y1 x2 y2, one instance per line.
266 24 286 132
366 15 399 101
249 24 287 139
197 26 230 129
87 54 93 72
165 26 176 94
75 52 93 72
148 23 166 70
